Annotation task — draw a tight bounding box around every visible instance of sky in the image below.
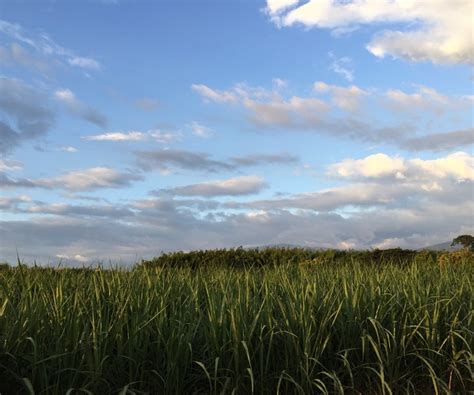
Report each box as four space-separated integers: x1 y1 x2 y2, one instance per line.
0 0 473 265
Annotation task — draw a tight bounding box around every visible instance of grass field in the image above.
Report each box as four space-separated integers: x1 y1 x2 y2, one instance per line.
0 249 473 394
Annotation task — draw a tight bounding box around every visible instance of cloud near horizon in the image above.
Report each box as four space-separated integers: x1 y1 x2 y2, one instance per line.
1 151 472 263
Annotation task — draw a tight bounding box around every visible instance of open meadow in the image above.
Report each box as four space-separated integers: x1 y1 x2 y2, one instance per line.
0 249 472 394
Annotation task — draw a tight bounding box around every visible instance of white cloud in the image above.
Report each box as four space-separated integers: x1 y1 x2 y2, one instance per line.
83 129 181 143
68 56 101 71
266 0 473 64
329 153 406 178
410 152 473 181
191 82 272 104
56 254 89 263
329 152 473 181
0 159 22 172
265 0 299 16
272 78 288 90
149 130 182 144
314 81 367 111
59 146 78 153
189 121 213 138
84 131 146 141
191 84 239 103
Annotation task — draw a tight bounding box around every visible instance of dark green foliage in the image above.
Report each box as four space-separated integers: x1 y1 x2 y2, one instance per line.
451 234 474 251
0 262 10 271
139 247 433 269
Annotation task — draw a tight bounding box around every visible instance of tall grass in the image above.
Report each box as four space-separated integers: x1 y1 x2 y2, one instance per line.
0 256 472 394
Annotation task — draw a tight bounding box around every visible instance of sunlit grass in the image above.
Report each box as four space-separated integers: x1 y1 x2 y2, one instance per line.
0 254 472 394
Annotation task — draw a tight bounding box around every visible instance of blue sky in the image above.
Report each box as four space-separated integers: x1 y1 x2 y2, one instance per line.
0 0 473 264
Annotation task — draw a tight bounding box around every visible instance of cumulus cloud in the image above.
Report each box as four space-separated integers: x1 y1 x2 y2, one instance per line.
1 150 472 263
0 77 55 153
160 176 268 197
1 195 471 264
329 153 406 179
329 152 473 182
265 0 473 64
55 89 107 128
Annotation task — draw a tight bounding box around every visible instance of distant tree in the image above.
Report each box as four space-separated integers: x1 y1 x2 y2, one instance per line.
451 235 474 251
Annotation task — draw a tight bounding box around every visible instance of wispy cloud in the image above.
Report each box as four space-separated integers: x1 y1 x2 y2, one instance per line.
83 129 181 143
329 53 354 82
135 149 300 173
189 121 213 138
135 98 160 111
0 19 102 71
68 56 101 71
55 89 107 128
1 167 143 191
158 175 268 197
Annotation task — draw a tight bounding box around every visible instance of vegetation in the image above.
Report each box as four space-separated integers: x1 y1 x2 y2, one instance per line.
451 235 474 252
0 249 472 394
139 247 434 269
